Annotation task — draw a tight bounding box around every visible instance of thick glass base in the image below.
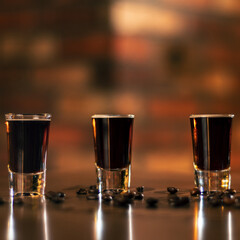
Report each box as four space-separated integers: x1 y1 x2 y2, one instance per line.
96 165 131 192
8 170 46 197
194 168 231 193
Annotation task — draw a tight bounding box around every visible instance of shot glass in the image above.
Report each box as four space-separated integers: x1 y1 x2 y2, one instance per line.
5 113 51 197
190 114 234 193
92 114 134 192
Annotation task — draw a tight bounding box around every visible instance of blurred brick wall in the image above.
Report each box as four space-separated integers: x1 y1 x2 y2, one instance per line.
0 0 239 176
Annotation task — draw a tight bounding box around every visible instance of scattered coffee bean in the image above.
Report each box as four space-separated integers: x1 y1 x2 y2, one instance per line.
167 187 179 194
102 194 113 202
224 189 236 195
57 192 66 198
46 191 65 203
223 195 235 206
88 188 99 194
136 186 144 193
190 188 200 196
86 194 99 200
146 197 158 207
134 193 144 200
112 189 123 195
103 190 114 195
123 191 136 200
76 188 87 195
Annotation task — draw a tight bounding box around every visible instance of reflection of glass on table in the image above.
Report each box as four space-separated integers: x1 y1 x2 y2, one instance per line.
7 197 49 240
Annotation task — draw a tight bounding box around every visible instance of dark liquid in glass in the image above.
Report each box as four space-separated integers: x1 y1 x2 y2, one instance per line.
7 120 50 173
92 117 134 169
190 117 232 171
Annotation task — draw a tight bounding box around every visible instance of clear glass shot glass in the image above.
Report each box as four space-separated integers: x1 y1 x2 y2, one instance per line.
92 114 134 192
190 114 234 193
5 113 51 197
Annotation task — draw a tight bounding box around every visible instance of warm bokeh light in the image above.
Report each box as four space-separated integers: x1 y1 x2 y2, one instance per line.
0 0 239 179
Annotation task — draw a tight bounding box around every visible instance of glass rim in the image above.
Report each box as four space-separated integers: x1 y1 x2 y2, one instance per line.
91 114 134 119
5 113 52 121
189 114 234 118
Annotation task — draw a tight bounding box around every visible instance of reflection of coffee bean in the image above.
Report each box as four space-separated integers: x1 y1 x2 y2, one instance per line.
208 196 222 207
13 197 24 205
169 196 189 207
114 196 133 207
223 195 235 206
146 198 158 208
86 194 99 200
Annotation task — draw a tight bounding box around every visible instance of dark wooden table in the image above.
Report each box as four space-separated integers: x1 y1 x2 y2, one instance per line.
0 170 239 240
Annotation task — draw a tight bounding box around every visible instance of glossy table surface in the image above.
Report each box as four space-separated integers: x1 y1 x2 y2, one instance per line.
0 170 239 240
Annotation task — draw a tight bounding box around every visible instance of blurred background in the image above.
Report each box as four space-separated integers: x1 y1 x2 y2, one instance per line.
0 0 239 186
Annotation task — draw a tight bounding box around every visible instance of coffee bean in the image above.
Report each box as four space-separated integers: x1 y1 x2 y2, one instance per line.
112 189 123 195
46 191 65 203
102 194 113 202
136 186 144 193
224 189 236 195
57 192 66 198
134 193 144 200
103 190 114 195
123 191 136 200
76 188 87 195
88 188 99 194
167 187 179 194
146 197 158 207
190 188 200 196
86 194 99 200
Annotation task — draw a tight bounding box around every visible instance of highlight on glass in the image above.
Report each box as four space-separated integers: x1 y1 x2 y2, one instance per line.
92 114 134 193
5 113 51 197
190 114 234 193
